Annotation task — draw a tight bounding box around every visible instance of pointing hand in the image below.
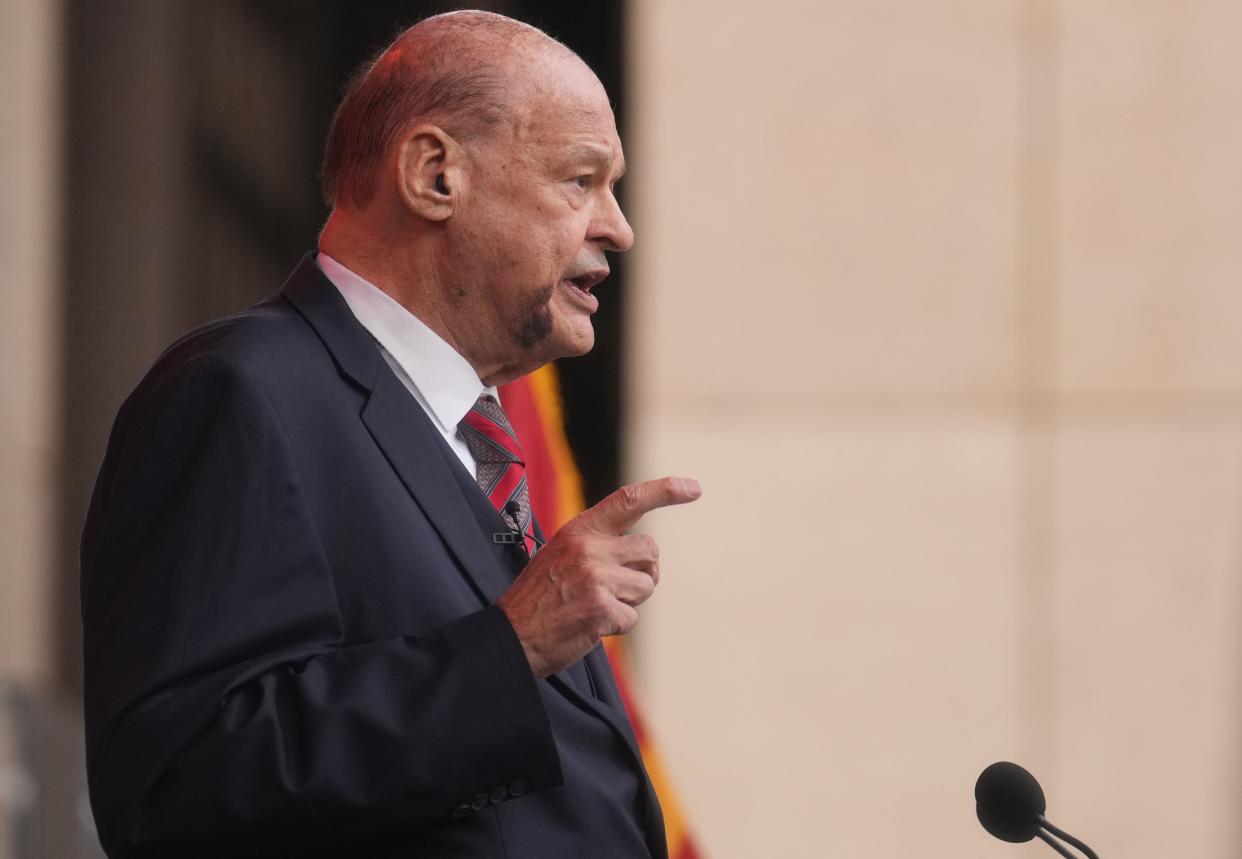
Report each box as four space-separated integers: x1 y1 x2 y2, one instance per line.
497 477 702 678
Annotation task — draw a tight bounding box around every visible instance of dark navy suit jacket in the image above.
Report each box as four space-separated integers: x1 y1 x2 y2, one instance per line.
80 255 667 858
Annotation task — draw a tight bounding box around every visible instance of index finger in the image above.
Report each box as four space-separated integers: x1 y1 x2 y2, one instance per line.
577 477 702 536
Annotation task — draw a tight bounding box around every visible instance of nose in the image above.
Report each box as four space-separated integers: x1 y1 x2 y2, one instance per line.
593 190 635 253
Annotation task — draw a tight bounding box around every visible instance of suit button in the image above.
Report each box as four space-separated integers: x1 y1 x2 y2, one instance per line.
452 803 470 818
471 792 489 810
490 785 508 804
509 778 529 797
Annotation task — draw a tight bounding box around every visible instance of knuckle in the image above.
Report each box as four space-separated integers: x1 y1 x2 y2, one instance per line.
616 484 642 510
640 535 659 559
591 584 615 612
637 575 655 598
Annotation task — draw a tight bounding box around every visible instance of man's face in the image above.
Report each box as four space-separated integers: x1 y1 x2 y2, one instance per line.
446 58 633 371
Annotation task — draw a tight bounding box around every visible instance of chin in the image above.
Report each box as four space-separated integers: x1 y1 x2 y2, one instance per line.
546 306 596 357
551 327 595 358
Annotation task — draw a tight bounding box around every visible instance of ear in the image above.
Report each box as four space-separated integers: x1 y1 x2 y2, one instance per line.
395 125 463 222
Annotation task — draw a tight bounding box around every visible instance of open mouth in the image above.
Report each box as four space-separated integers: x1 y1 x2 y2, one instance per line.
561 270 607 310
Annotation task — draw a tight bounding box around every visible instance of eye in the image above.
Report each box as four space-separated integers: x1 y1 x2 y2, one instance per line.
571 174 593 190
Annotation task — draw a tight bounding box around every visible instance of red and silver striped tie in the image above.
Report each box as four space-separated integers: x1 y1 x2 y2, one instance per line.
458 394 538 555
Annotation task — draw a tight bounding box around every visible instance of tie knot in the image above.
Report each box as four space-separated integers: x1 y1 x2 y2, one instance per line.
459 395 524 465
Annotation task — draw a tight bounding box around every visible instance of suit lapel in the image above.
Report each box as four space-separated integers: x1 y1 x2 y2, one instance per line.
361 370 516 604
282 254 513 604
280 253 382 392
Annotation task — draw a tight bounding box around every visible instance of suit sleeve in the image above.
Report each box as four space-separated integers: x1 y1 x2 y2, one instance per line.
80 353 562 855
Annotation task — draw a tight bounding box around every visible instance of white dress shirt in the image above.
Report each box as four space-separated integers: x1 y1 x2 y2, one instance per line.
316 252 495 479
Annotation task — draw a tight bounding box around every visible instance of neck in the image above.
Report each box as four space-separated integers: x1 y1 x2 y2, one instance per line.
320 212 520 383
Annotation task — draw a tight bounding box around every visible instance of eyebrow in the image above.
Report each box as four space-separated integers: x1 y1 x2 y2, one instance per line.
563 144 626 180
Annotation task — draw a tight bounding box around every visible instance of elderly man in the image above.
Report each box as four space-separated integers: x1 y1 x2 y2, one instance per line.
81 11 699 858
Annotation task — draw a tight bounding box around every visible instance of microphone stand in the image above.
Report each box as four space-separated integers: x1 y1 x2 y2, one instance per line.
1035 831 1076 858
1036 815 1100 859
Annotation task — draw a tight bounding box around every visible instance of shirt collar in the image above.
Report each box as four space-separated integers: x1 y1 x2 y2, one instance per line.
316 252 493 432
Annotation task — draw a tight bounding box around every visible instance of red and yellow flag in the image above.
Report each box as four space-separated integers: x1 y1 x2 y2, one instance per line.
500 365 702 859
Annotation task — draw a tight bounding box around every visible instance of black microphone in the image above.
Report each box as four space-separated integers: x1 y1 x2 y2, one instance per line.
503 500 522 528
975 762 1100 859
491 501 545 551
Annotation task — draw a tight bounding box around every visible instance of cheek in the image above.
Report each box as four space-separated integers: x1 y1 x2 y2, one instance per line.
548 216 592 261
525 230 577 284
482 205 589 287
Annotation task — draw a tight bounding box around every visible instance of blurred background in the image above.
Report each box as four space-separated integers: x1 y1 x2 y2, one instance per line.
3 0 1241 856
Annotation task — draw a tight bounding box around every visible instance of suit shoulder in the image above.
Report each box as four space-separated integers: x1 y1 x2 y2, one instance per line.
121 297 330 421
157 297 317 374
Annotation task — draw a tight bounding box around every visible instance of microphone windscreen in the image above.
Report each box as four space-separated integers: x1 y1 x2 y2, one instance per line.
975 761 1046 843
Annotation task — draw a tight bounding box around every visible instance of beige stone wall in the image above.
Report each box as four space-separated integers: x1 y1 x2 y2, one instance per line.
627 1 1242 857
0 0 60 688
0 0 60 853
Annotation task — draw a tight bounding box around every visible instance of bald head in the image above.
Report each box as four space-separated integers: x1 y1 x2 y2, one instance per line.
321 11 584 210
